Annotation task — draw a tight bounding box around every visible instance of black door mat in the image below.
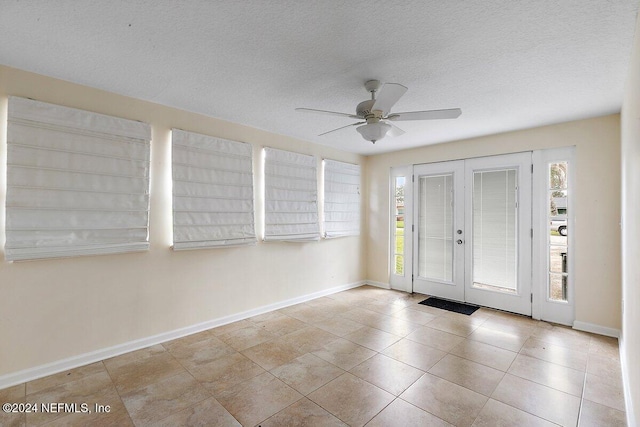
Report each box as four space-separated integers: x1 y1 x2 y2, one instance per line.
419 297 480 315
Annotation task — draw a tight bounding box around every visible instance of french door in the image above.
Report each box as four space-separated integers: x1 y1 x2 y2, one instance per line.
412 153 532 315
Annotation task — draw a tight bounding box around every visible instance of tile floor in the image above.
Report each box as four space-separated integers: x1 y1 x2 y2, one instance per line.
0 285 627 426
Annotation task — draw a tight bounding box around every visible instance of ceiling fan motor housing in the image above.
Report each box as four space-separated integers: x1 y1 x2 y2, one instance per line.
356 99 383 123
356 99 374 118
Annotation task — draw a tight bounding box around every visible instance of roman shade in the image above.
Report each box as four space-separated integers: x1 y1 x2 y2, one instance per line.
5 97 151 261
323 159 361 238
264 148 320 241
171 129 256 249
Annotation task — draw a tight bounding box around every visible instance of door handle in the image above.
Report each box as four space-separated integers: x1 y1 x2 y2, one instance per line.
457 239 463 245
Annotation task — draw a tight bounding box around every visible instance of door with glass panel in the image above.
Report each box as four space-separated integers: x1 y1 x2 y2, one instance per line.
413 153 532 316
412 161 465 300
463 153 532 315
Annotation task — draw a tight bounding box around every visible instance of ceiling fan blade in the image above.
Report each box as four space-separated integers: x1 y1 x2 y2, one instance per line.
386 122 405 138
372 83 408 114
295 108 360 119
387 108 462 121
318 122 365 137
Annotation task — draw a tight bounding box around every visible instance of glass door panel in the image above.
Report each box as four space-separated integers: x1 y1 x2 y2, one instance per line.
418 175 453 282
472 169 518 293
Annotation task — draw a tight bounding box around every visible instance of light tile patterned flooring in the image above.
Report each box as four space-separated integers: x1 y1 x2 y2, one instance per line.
0 285 627 426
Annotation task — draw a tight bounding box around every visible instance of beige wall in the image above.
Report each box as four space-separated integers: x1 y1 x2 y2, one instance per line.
621 10 640 426
0 66 366 376
366 115 621 330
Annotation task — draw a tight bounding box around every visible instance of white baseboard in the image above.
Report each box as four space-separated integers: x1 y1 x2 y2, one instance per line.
619 333 637 427
364 280 391 289
572 320 621 338
0 280 365 390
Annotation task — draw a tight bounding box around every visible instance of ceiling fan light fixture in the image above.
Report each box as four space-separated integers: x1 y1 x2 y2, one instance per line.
356 122 391 144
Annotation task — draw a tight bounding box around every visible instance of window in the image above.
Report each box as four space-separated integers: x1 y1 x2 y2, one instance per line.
323 159 360 238
548 161 569 301
393 176 406 275
5 97 151 261
263 148 319 241
171 129 255 249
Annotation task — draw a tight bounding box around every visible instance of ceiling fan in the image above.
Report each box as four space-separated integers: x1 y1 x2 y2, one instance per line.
296 80 461 144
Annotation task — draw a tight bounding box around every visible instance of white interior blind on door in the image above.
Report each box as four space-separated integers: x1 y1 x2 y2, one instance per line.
5 97 151 261
172 129 256 249
264 148 320 242
419 174 453 281
324 159 360 238
472 169 517 289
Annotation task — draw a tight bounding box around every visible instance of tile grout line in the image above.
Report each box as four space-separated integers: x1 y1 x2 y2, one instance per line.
302 377 352 427
363 396 396 426
492 372 583 426
576 369 590 427
254 393 305 426
396 395 453 426
98 360 133 425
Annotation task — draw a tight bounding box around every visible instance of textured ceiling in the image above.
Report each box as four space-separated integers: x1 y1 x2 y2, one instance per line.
0 1 638 155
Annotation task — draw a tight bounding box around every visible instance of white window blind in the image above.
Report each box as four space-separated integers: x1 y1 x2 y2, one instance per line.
324 159 361 238
171 129 256 249
418 174 453 281
472 169 517 289
5 97 151 261
264 148 320 241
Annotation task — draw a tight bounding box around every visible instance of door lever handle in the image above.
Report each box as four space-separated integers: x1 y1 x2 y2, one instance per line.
457 239 463 245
